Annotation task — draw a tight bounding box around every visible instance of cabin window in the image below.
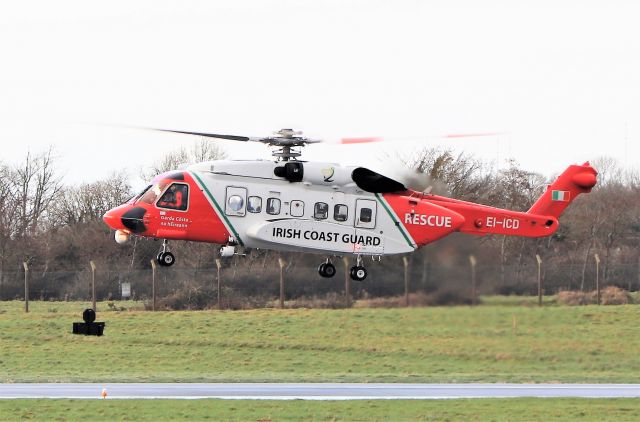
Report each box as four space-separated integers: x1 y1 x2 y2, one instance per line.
290 200 305 217
157 183 189 211
247 196 262 213
314 202 328 220
355 198 377 229
266 198 281 215
227 195 244 212
334 204 348 222
225 186 247 216
359 207 372 223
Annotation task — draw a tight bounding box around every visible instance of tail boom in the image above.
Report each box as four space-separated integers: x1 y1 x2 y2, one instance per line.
426 197 559 238
419 162 597 239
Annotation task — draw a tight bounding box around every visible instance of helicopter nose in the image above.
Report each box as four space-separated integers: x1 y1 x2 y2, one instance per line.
103 205 148 234
103 206 125 230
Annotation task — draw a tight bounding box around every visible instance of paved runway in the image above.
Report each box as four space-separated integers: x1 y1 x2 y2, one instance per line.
1 383 639 400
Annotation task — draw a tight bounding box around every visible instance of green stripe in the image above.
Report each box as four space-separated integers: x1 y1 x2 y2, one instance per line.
190 171 244 247
375 193 415 249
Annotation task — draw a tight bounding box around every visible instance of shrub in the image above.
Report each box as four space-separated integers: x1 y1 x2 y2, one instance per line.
557 290 593 306
557 287 632 306
597 286 632 305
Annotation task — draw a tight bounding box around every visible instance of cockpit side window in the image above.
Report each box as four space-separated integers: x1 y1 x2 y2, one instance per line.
157 183 189 211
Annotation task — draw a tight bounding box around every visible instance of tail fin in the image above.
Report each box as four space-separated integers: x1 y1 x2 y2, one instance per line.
528 162 597 218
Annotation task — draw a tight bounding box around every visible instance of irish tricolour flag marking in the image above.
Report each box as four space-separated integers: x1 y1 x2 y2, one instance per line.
551 190 570 202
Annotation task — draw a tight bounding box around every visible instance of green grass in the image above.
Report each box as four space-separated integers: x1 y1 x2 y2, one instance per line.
479 295 559 307
0 300 639 383
1 398 639 421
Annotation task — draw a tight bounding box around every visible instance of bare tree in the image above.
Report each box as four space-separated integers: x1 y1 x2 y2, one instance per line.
13 148 63 237
0 163 18 298
405 147 498 201
48 172 132 227
141 139 227 181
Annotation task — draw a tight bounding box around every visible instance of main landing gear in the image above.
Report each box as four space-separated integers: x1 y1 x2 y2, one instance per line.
318 259 336 278
156 239 175 267
349 255 367 281
317 256 368 281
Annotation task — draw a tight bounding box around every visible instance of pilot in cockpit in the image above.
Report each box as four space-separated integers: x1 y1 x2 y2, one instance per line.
158 185 184 209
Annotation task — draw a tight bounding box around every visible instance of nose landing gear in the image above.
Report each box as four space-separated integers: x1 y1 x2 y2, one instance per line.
349 255 367 281
318 259 336 278
156 240 175 267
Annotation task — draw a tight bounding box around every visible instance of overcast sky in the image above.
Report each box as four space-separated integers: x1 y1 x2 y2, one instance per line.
1 0 638 187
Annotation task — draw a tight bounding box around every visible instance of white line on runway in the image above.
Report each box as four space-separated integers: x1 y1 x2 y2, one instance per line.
1 384 639 400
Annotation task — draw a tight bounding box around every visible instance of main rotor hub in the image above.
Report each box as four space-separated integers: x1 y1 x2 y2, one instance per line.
266 129 316 161
148 126 320 161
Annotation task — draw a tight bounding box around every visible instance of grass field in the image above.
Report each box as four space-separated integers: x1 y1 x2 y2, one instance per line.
1 398 639 421
1 300 638 383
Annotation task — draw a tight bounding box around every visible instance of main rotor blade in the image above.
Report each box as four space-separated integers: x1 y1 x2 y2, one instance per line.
151 128 258 142
335 132 504 144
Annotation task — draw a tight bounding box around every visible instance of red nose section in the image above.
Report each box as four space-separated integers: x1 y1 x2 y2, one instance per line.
103 204 148 234
103 206 126 231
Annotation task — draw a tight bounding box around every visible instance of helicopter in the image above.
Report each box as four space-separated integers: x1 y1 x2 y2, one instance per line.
102 128 597 281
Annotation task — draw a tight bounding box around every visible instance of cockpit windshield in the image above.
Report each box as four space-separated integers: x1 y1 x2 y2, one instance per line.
129 185 152 204
137 181 170 205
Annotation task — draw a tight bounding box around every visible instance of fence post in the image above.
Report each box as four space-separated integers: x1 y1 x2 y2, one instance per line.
278 258 286 309
403 256 410 307
536 254 543 307
469 255 477 306
23 262 29 313
215 259 222 310
594 253 601 305
150 259 157 311
89 261 97 312
343 257 351 307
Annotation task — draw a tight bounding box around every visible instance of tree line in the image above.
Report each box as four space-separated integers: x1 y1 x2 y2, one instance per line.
0 142 638 307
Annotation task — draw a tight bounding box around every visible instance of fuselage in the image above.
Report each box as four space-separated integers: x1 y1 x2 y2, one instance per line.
103 159 466 256
104 159 598 259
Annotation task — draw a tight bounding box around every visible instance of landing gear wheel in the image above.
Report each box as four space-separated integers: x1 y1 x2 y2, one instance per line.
157 239 175 267
318 262 336 278
323 262 336 278
350 266 367 281
159 251 175 267
317 263 326 276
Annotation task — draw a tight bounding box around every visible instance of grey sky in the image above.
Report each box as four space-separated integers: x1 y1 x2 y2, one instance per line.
1 0 638 186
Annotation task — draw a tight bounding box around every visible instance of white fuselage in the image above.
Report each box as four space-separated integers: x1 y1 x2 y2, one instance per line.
188 160 416 256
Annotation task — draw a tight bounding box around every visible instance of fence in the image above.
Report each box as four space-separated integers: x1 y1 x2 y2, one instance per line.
1 255 637 308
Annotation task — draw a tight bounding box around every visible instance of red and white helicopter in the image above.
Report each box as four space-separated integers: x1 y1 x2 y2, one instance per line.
103 128 597 281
